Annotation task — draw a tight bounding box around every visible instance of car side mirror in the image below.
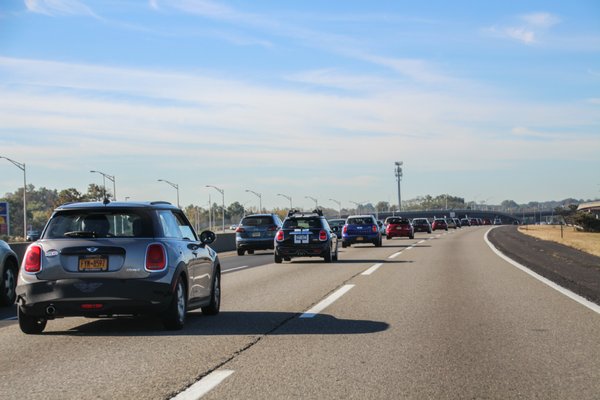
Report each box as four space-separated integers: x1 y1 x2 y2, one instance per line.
199 230 216 245
332 226 339 232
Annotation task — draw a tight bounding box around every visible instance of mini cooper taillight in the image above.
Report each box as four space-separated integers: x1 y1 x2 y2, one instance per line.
24 244 42 273
319 230 327 241
275 229 284 241
342 225 348 234
145 243 166 271
372 225 378 233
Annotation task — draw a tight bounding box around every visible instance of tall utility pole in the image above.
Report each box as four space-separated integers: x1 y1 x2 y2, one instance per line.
158 179 180 208
395 161 403 212
245 189 262 213
305 196 318 210
206 185 225 232
91 170 116 200
329 199 342 218
277 193 292 209
1 156 26 237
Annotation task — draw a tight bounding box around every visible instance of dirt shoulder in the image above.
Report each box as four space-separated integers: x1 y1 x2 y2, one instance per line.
518 225 600 258
488 225 600 305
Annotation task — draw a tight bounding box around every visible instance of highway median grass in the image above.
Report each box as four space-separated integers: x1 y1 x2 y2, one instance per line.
518 225 600 258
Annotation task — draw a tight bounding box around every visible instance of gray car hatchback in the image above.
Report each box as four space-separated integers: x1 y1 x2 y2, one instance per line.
16 201 221 334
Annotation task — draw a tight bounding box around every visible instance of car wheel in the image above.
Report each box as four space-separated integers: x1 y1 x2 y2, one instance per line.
0 260 17 306
274 254 283 264
386 235 390 240
323 248 332 263
237 249 244 256
247 249 255 255
162 276 187 330
332 245 338 261
341 242 347 248
410 234 414 239
283 257 291 261
18 307 47 334
201 269 221 316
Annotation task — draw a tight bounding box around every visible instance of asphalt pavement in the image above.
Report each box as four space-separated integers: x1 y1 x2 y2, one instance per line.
1 227 600 399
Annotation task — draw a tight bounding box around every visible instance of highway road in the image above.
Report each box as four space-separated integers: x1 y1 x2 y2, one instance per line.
1 226 600 399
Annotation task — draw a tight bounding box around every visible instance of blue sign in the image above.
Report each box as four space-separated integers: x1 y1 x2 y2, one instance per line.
0 202 8 235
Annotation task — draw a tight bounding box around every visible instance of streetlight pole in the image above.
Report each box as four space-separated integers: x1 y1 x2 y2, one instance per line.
206 185 225 232
329 199 342 218
90 170 116 200
395 161 403 212
1 156 26 237
305 196 318 210
350 201 362 214
245 189 262 213
277 193 292 209
158 179 180 208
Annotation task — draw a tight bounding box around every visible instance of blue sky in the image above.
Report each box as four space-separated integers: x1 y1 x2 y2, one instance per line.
1 0 599 210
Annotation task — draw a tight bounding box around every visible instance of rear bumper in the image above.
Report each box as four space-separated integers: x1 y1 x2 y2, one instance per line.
275 243 329 258
16 278 174 318
236 237 275 250
387 230 412 238
342 234 379 244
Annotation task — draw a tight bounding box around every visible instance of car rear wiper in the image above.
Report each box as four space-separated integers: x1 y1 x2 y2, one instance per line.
64 231 97 238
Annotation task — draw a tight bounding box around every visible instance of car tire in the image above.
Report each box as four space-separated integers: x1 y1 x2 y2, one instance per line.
0 260 17 306
201 269 221 316
410 234 414 239
237 249 244 256
18 307 47 334
323 248 332 263
386 235 390 240
247 250 255 255
274 254 283 264
341 242 347 248
162 276 187 330
283 257 291 261
332 245 338 261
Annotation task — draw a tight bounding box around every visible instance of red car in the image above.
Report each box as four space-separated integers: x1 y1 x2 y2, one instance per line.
385 217 414 239
432 218 448 231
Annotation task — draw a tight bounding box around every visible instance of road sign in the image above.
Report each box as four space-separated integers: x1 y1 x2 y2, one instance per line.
0 202 8 235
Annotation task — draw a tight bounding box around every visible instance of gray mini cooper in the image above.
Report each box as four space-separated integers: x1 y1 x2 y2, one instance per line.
16 201 221 334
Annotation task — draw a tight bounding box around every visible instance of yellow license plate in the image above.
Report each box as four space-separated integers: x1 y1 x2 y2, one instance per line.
79 255 108 272
356 237 364 241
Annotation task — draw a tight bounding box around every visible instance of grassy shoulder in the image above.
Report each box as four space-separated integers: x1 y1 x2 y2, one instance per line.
518 225 600 258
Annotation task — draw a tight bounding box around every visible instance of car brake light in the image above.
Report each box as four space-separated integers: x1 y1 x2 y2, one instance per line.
372 225 378 233
24 244 42 273
319 230 327 241
342 225 348 234
236 227 245 233
275 230 284 241
146 244 166 271
81 303 103 310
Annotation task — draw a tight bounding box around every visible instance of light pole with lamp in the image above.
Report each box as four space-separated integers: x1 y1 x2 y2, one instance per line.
157 179 180 208
0 156 27 237
350 200 362 214
90 170 116 200
245 189 262 213
394 161 403 212
206 185 225 232
305 196 318 210
277 193 293 209
329 199 342 218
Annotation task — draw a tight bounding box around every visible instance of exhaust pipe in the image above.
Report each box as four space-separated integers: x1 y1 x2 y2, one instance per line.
46 305 56 316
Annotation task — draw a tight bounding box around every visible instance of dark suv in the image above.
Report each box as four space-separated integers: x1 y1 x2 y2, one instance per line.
16 201 220 334
235 214 283 255
274 209 338 263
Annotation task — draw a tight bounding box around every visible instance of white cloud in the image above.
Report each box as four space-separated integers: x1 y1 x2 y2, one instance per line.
504 27 536 44
24 0 97 17
487 12 560 45
520 12 561 28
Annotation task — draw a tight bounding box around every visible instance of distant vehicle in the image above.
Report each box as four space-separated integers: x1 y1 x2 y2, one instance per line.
432 218 448 231
482 218 492 225
342 215 382 247
411 218 432 234
235 214 283 255
16 201 220 334
26 230 41 242
274 209 338 263
385 217 414 239
460 218 471 227
327 218 346 238
469 217 479 226
493 218 502 225
0 240 19 306
377 220 386 236
446 218 457 229
229 224 238 230
452 218 462 228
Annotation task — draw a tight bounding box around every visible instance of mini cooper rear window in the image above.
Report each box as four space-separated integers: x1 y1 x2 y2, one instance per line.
240 216 274 226
387 218 409 224
45 210 153 239
283 218 323 229
347 217 374 225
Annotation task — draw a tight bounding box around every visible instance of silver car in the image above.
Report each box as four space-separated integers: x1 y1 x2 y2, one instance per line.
0 240 19 306
16 201 221 334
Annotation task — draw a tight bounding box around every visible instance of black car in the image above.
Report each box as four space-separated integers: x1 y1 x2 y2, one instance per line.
235 213 283 255
0 240 19 306
26 230 41 242
411 218 432 234
274 209 338 263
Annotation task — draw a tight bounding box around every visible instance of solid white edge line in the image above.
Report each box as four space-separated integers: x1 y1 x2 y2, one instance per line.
299 284 355 318
362 263 383 276
417 240 425 244
388 251 402 259
171 370 234 400
222 265 250 274
484 227 600 316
